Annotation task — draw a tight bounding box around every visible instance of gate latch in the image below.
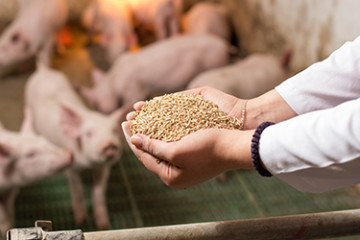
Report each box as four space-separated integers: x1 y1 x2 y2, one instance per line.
6 220 83 240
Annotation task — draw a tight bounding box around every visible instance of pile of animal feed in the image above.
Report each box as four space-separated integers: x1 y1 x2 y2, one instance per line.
130 93 242 142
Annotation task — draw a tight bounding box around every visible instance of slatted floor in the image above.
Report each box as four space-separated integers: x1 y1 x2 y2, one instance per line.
13 149 360 240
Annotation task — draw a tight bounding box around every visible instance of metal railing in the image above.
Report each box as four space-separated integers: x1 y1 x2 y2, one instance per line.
7 208 360 240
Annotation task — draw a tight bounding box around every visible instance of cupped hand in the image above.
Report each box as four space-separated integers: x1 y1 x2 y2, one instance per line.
122 87 254 189
122 121 254 189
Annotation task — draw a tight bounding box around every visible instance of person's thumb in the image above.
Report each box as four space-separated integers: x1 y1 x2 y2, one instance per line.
130 134 173 162
130 134 144 148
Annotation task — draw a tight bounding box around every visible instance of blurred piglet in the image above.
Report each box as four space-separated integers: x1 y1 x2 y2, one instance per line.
187 51 292 99
25 65 124 230
182 2 231 42
78 34 230 115
0 111 72 236
82 0 138 62
126 0 182 40
0 0 68 70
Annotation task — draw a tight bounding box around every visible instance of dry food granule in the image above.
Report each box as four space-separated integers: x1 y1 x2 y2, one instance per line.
130 93 242 142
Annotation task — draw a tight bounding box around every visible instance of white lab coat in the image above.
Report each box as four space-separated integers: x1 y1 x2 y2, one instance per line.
260 36 360 193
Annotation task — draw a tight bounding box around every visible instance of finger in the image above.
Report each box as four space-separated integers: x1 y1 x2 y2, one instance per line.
178 87 223 103
137 148 164 175
130 134 179 165
122 122 161 168
133 101 146 111
135 151 184 189
122 121 166 166
121 121 133 142
122 121 183 182
126 111 137 121
177 87 203 95
122 122 187 188
157 161 185 188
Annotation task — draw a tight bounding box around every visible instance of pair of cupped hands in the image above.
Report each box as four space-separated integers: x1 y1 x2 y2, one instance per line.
121 87 256 189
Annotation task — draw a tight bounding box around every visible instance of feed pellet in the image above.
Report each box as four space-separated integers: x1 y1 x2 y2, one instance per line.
130 93 242 142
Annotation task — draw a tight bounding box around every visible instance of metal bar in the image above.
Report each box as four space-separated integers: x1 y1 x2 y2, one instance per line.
84 209 360 240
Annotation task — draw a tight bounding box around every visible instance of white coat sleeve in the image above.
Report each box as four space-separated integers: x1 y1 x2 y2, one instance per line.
260 98 360 193
275 36 360 114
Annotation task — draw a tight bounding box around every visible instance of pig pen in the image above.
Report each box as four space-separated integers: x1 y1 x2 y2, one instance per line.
1 0 360 239
4 48 360 239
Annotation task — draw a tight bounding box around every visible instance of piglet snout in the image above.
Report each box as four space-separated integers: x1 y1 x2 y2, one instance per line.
101 143 119 161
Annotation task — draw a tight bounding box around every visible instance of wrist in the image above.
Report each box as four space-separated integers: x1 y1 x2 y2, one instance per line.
216 129 255 171
244 90 297 129
227 98 245 120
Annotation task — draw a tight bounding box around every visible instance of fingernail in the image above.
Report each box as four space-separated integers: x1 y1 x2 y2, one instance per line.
130 135 143 148
126 111 136 121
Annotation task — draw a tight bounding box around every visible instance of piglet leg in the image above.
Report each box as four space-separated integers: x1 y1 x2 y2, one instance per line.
3 189 18 225
0 189 17 237
66 168 87 226
0 203 11 237
92 165 111 230
168 17 180 37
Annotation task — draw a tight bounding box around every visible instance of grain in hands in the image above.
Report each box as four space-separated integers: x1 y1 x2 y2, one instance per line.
130 93 242 142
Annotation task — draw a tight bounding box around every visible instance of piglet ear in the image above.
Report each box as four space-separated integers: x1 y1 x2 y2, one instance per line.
60 105 82 139
20 107 34 134
0 143 12 166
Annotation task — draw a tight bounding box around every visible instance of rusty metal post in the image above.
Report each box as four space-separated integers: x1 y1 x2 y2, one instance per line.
84 209 360 240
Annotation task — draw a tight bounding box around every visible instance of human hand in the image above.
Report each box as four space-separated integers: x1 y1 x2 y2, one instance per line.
122 117 254 189
182 87 246 119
